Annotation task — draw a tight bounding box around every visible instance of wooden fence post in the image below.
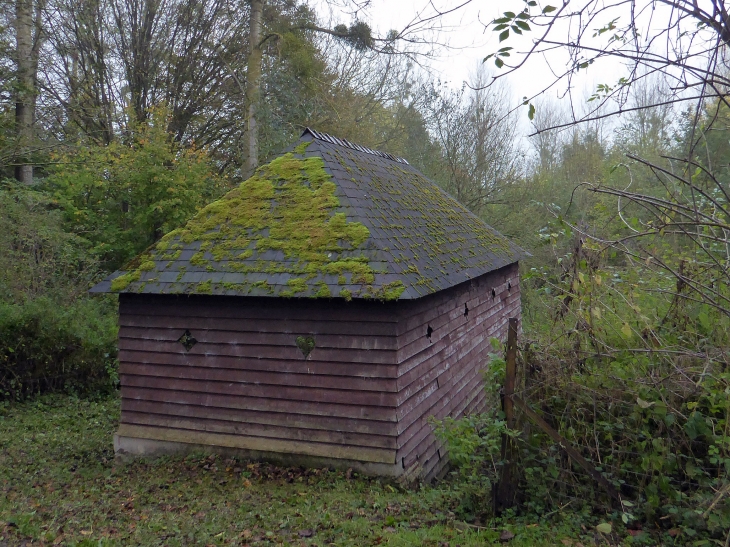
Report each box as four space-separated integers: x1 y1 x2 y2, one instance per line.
504 318 518 428
495 317 519 513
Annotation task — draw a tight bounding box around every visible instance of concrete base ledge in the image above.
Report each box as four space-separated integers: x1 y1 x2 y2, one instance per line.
114 433 406 478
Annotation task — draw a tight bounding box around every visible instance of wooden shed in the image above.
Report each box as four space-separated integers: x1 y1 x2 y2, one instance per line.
92 128 527 480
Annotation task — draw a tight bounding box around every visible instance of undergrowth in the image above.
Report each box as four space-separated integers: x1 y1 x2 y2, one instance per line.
0 181 118 400
0 394 602 546
435 227 730 546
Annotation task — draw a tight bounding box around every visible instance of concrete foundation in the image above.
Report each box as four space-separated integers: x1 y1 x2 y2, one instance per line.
114 432 408 478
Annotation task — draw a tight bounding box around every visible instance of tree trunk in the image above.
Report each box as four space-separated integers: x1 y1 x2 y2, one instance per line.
14 0 35 185
244 0 263 176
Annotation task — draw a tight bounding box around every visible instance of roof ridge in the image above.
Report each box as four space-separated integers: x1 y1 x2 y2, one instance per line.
303 128 410 165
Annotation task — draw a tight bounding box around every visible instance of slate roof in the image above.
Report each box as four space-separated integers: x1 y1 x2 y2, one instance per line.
91 128 528 300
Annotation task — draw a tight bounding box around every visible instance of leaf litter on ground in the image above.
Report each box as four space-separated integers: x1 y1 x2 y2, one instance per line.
0 394 603 546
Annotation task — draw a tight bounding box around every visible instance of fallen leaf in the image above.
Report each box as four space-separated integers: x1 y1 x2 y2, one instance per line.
561 539 573 546
240 529 252 539
596 522 612 534
500 529 515 542
668 528 681 537
298 529 313 537
384 526 396 533
80 530 92 536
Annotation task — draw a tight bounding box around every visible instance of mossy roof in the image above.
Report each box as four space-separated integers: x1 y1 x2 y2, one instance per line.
91 129 528 300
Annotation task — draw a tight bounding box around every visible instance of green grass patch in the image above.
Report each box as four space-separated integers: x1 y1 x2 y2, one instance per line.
0 394 594 546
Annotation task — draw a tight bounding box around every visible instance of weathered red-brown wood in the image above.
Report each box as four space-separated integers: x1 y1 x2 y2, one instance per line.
122 375 398 407
119 327 400 351
115 263 521 480
394 263 520 477
122 398 398 435
119 363 397 392
123 387 396 421
119 315 398 337
123 411 397 448
119 350 398 378
118 338 397 365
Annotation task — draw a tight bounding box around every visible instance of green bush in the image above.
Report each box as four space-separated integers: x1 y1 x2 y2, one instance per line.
432 345 511 520
0 297 118 399
0 180 118 399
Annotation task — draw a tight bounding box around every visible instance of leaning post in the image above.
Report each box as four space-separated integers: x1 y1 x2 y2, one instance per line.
495 317 519 513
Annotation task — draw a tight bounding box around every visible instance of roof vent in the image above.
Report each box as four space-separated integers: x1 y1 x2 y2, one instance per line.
303 128 410 165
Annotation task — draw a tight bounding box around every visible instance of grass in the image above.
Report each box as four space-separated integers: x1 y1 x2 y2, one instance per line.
0 394 596 546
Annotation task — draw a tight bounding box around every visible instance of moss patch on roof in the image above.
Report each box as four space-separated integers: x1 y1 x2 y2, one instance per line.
108 146 396 299
96 130 525 300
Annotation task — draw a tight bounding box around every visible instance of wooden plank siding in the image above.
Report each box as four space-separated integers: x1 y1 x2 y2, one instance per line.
394 263 521 479
117 294 401 465
115 263 521 480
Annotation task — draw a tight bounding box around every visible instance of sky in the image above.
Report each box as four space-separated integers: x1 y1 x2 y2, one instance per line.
317 0 623 119
313 0 650 138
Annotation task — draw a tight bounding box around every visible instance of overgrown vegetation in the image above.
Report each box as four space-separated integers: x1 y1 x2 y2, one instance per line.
0 394 596 546
0 181 118 400
433 74 730 546
2 0 730 541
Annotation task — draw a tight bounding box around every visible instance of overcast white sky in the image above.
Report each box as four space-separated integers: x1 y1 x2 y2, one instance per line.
314 0 636 137
333 3 619 103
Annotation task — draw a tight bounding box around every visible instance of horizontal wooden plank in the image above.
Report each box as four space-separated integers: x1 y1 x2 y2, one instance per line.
397 283 514 349
397 270 514 335
120 295 399 323
119 350 397 379
119 363 397 393
418 439 445 479
396 320 495 402
396 315 494 395
119 326 399 351
122 410 397 449
124 386 397 421
428 449 450 480
120 314 397 337
121 375 398 407
116 423 396 464
122 398 398 436
118 338 397 365
397 353 487 450
407 304 510 377
396 288 508 353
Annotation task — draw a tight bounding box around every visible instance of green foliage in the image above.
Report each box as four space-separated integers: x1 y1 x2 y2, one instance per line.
46 108 230 271
0 181 117 400
332 21 374 50
0 394 591 546
517 231 729 539
0 297 118 400
0 180 95 302
432 348 511 519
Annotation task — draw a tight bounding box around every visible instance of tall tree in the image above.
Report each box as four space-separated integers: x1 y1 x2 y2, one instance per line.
13 0 43 184
243 0 262 175
425 68 522 215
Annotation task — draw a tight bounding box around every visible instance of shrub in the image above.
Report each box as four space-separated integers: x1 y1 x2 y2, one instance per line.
45 108 230 271
0 297 118 399
0 180 118 399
